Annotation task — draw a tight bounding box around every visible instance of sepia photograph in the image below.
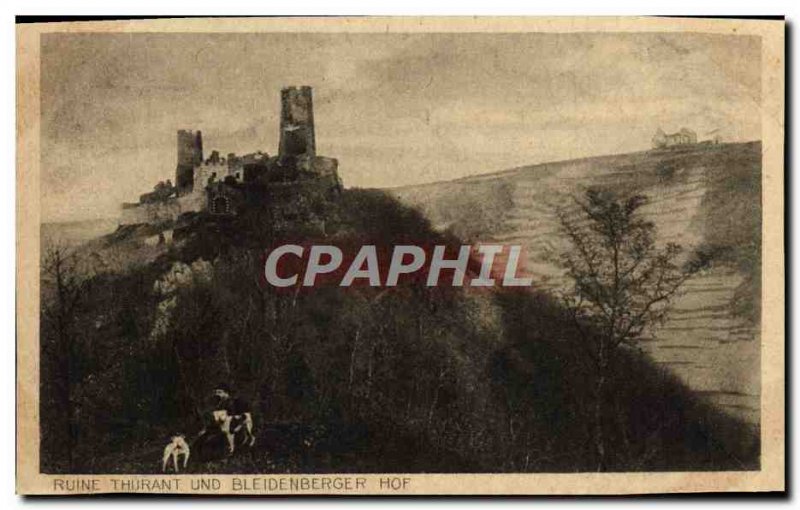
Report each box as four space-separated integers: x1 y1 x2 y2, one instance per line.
16 16 785 495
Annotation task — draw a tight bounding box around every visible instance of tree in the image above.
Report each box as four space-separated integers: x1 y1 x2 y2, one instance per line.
40 244 91 470
555 189 714 471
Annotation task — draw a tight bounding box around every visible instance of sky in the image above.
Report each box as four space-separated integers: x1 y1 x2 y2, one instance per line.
40 32 761 222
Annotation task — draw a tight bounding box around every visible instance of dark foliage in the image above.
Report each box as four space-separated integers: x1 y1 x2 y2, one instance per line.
39 188 758 474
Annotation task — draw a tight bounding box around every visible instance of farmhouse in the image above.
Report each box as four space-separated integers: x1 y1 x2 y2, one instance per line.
651 127 698 149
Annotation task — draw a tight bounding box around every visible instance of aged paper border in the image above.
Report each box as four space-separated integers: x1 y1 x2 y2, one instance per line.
16 16 785 495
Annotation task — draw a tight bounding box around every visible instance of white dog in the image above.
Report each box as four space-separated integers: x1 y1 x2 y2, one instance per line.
162 434 190 473
208 409 255 454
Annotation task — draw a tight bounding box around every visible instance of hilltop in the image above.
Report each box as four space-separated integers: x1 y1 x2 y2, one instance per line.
39 143 760 474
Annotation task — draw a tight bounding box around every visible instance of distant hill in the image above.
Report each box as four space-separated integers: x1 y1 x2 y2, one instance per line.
391 142 762 425
41 217 119 251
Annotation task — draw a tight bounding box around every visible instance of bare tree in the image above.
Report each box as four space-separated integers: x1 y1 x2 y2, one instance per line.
41 244 90 469
556 189 714 471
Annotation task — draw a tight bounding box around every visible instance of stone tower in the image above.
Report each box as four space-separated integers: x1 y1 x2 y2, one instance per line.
175 129 203 194
279 86 315 163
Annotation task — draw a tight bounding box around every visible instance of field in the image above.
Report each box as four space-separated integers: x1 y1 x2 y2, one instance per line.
392 142 762 425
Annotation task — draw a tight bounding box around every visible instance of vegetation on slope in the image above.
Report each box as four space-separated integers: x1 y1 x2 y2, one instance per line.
40 183 759 474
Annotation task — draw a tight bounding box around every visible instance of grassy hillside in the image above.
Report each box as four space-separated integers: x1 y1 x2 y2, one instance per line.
391 141 762 424
39 151 760 474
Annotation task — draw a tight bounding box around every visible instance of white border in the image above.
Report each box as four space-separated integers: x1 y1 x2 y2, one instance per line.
6 2 795 508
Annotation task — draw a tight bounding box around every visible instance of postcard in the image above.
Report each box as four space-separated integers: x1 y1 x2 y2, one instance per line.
16 16 784 495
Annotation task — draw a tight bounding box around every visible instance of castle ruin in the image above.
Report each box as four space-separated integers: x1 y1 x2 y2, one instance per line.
279 86 315 162
176 129 204 193
121 86 342 225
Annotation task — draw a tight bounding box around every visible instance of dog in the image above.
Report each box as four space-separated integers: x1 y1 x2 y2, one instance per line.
162 434 190 473
200 409 256 455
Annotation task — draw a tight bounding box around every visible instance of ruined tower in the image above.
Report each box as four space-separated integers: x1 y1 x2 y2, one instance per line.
175 130 203 194
279 86 315 163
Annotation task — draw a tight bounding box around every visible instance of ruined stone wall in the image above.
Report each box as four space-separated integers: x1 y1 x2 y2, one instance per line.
297 155 338 178
195 160 228 188
207 181 246 216
123 86 341 225
120 193 205 225
227 157 244 179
